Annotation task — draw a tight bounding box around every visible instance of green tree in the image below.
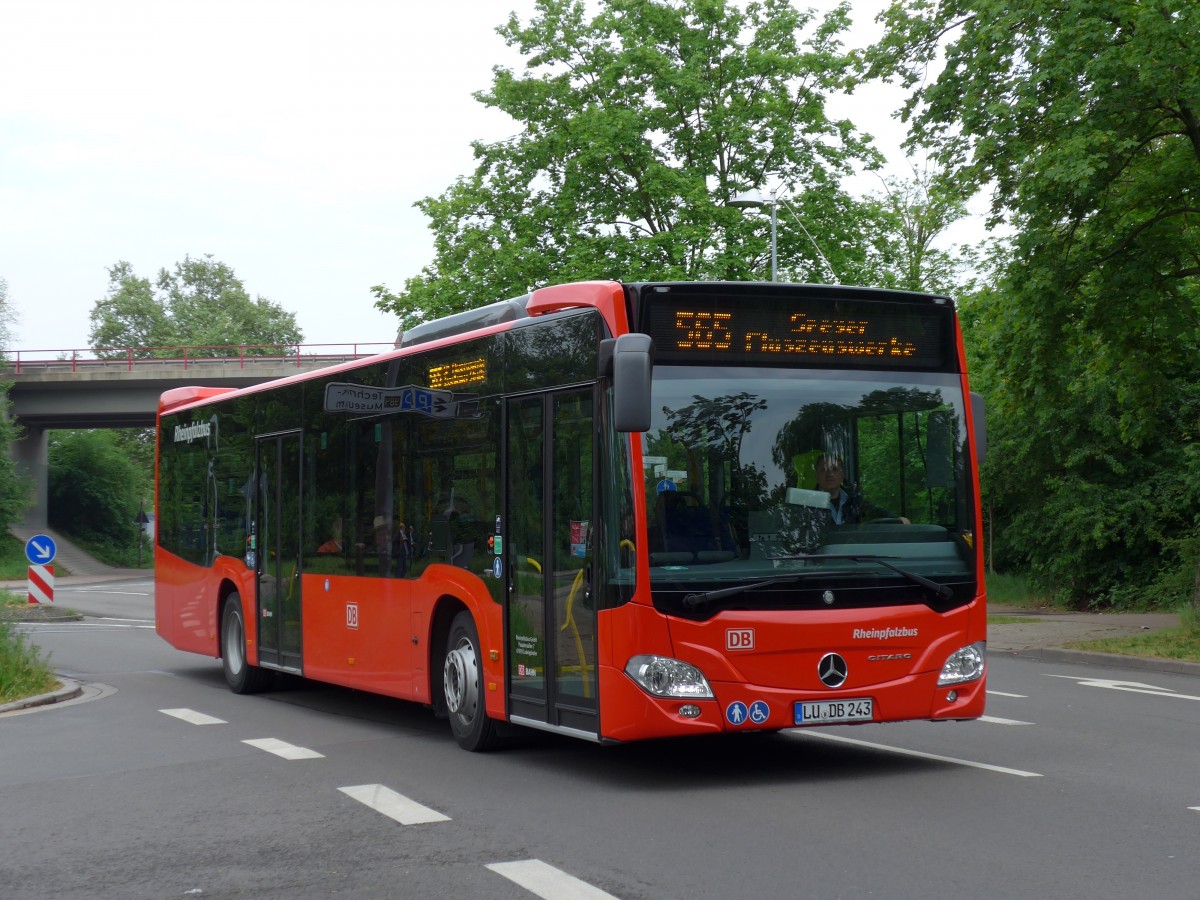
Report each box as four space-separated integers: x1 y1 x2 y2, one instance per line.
375 0 881 330
0 389 29 531
859 168 968 294
48 430 141 550
870 0 1200 607
89 255 303 357
0 278 30 530
0 275 16 355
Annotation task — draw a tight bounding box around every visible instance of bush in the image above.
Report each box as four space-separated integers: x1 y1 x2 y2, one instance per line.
0 616 57 703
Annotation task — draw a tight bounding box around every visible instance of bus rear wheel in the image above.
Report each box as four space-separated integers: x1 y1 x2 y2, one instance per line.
221 593 270 694
443 611 499 752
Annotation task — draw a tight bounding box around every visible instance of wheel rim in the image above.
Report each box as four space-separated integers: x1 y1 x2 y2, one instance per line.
224 608 245 677
443 635 479 720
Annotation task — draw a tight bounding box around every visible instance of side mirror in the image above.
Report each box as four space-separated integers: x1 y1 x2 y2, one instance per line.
604 334 653 432
970 392 987 464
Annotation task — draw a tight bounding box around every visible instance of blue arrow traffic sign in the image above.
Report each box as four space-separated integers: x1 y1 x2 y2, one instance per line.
25 534 57 565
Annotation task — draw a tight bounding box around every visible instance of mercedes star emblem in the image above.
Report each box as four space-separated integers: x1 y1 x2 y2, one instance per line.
818 652 848 688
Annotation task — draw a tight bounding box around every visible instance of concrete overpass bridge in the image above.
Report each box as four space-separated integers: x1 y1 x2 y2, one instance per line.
4 343 392 529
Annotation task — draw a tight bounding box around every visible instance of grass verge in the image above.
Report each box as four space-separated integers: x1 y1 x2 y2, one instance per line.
0 601 58 703
1068 605 1200 661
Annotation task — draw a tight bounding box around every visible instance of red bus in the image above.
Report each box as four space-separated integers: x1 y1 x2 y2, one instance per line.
155 280 987 751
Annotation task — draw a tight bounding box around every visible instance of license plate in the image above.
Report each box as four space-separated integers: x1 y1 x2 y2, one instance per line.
794 698 873 725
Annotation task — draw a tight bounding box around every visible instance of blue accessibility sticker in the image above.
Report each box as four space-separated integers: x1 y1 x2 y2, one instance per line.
747 700 770 724
726 701 749 726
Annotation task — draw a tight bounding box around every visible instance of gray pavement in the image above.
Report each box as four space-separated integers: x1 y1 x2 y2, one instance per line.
6 528 1198 679
988 603 1200 676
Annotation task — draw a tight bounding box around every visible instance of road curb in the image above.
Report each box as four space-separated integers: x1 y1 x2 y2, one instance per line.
1008 647 1200 677
0 677 83 714
0 606 84 623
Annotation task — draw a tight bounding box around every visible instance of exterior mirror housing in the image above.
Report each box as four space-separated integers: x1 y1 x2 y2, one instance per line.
971 392 987 463
605 334 653 432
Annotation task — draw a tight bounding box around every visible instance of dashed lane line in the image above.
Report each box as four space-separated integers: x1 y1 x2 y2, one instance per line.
160 708 227 725
485 859 621 900
987 690 1027 698
339 784 450 825
979 715 1034 725
242 738 325 760
791 730 1043 777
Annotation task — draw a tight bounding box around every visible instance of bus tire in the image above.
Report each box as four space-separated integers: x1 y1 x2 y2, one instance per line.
221 593 270 694
443 610 499 752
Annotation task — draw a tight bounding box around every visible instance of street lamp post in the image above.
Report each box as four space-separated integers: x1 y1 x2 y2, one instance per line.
729 188 778 282
729 186 838 284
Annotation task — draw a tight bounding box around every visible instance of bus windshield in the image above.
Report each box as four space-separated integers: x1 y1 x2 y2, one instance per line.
641 365 977 615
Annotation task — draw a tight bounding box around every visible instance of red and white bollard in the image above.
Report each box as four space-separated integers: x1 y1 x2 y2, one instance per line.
27 564 54 605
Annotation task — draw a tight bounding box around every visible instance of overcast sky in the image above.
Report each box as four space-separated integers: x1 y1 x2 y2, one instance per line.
0 0 939 354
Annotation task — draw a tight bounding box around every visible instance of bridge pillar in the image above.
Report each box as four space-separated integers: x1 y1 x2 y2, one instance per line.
13 425 48 530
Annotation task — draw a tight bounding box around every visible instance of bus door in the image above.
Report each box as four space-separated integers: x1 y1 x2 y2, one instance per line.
505 388 599 737
255 431 303 672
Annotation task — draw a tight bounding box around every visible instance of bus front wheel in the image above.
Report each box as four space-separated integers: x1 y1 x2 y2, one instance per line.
443 611 499 752
221 593 270 694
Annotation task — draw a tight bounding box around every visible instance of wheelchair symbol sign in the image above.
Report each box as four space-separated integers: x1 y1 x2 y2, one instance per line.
726 700 771 727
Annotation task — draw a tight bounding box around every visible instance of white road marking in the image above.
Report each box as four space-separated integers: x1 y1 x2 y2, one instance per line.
791 731 1043 777
69 589 152 596
1190 807 1200 813
160 708 226 725
339 784 450 825
485 860 620 900
987 690 1027 698
1046 675 1200 702
979 715 1033 725
17 622 154 630
242 738 324 760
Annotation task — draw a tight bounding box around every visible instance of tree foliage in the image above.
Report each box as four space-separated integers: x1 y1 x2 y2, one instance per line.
89 255 303 357
375 0 886 329
0 388 29 530
48 430 141 547
870 0 1200 605
0 275 15 353
858 168 967 295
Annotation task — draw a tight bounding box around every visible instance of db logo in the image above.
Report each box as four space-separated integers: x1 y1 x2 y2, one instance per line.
346 603 359 629
726 628 754 650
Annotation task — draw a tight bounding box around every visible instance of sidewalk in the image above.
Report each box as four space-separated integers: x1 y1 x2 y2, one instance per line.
989 603 1200 676
8 525 147 588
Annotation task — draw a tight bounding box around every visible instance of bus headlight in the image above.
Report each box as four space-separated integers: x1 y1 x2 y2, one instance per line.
938 642 986 685
625 655 714 699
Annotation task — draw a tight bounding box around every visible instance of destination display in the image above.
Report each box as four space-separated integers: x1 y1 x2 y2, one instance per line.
323 383 480 419
642 290 953 370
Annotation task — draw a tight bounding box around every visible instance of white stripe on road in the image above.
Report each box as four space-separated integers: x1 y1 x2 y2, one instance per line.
160 708 226 725
69 589 152 596
339 784 450 825
1047 675 1200 702
242 738 324 760
987 690 1027 698
485 860 620 900
979 715 1033 725
791 731 1043 777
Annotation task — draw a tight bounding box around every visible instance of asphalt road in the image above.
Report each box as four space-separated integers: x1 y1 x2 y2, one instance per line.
3 579 1199 899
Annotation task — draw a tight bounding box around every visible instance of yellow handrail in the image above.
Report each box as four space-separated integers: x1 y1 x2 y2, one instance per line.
560 567 591 699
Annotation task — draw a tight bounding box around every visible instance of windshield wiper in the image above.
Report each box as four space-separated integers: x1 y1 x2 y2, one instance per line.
681 571 855 609
770 553 954 601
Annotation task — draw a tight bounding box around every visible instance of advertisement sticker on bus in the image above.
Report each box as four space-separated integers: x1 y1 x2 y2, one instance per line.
570 520 589 557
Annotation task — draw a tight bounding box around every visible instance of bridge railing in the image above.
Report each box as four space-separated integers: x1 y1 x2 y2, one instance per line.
1 342 396 374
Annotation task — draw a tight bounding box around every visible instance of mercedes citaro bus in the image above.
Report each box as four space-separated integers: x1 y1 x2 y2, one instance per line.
154 280 987 751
